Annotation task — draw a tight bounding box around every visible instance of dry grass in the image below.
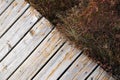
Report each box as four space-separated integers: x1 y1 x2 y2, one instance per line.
26 0 120 79
57 1 120 79
25 0 80 24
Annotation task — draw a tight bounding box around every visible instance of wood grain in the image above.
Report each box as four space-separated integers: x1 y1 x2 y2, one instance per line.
0 7 41 61
0 17 52 80
0 0 115 80
34 42 82 80
0 0 29 37
60 54 97 80
87 66 104 80
87 66 114 80
9 28 66 80
0 0 14 15
98 71 112 80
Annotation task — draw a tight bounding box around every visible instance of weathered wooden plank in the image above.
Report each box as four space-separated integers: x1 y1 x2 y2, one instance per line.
60 54 97 80
33 42 82 80
87 66 115 80
87 66 104 80
0 0 14 15
0 7 41 61
98 71 112 80
9 29 66 80
0 17 53 80
0 0 29 37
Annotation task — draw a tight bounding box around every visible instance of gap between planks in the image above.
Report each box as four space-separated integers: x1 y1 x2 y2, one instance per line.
9 29 66 80
0 0 30 38
0 6 41 62
0 17 53 80
87 67 115 80
0 0 15 15
0 0 114 80
33 42 82 80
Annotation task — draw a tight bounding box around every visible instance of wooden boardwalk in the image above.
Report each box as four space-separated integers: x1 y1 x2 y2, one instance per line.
0 0 115 80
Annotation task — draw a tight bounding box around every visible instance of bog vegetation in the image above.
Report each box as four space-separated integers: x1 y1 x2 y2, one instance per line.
26 0 120 79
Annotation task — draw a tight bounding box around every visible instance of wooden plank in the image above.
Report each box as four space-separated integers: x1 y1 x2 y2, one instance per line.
9 29 66 80
0 0 29 37
0 0 14 15
87 66 115 80
33 42 82 80
87 66 104 80
98 71 113 80
0 17 53 80
60 54 97 80
0 7 41 61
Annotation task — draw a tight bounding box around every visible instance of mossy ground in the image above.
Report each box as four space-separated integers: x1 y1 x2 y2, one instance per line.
25 0 120 79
